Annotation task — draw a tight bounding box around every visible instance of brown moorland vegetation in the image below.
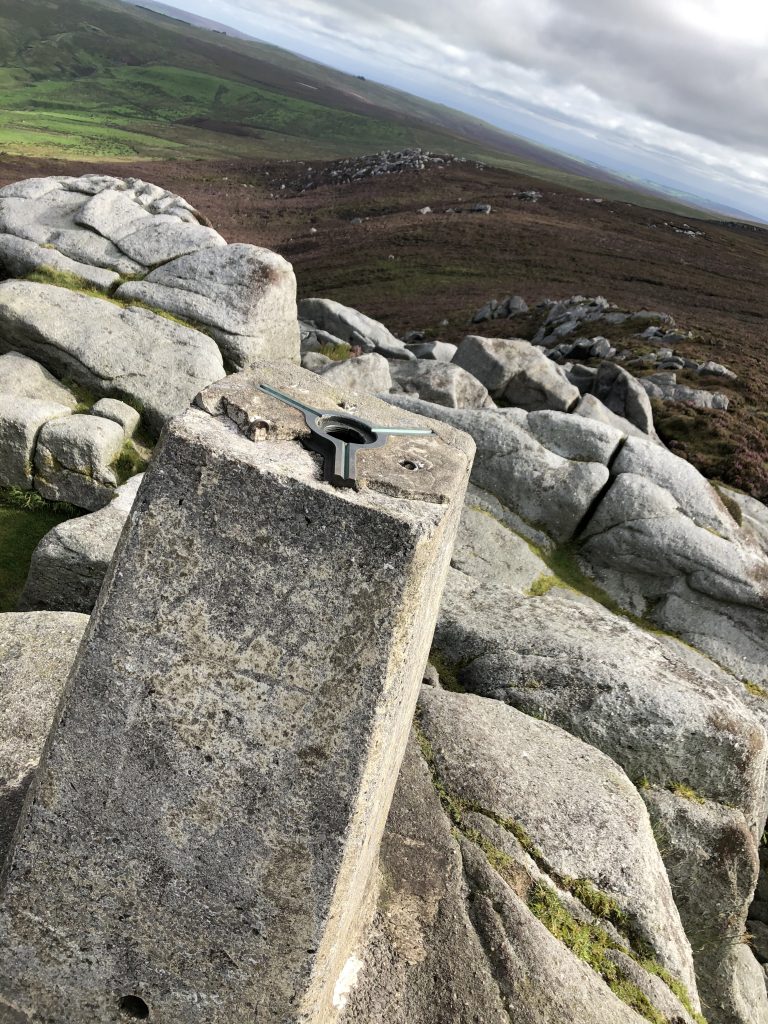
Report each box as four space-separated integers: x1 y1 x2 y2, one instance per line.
2 154 767 498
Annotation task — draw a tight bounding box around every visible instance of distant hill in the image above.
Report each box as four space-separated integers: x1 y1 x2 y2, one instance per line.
0 0 736 217
124 0 262 40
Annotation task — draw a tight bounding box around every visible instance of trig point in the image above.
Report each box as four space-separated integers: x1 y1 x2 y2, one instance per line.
0 362 473 1024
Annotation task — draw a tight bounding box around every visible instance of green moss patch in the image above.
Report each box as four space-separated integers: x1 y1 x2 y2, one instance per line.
427 651 472 693
23 271 212 335
0 488 80 611
318 342 353 362
526 573 562 597
111 440 149 486
25 268 114 298
667 782 706 804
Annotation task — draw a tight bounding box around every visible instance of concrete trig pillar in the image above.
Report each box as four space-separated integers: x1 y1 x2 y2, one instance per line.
0 362 474 1024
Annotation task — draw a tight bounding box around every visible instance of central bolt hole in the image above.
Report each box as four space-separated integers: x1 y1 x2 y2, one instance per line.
319 416 375 446
119 995 150 1019
325 424 368 444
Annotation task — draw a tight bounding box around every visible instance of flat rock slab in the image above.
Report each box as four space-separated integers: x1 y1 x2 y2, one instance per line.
0 611 89 866
453 335 579 411
435 568 768 833
418 687 698 999
299 297 414 360
114 219 225 266
0 281 225 434
389 360 494 409
0 364 474 1024
343 733 663 1024
0 176 217 275
319 352 393 393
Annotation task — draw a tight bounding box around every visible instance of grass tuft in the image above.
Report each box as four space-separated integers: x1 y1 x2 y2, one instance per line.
0 489 80 611
667 782 706 804
111 441 149 486
318 342 352 361
25 268 112 297
24 271 211 334
526 573 562 597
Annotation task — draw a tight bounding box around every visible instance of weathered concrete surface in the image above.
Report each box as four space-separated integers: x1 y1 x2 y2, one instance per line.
0 362 474 1024
0 612 89 867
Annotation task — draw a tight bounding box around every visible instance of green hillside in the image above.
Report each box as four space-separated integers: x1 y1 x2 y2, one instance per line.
0 0 638 185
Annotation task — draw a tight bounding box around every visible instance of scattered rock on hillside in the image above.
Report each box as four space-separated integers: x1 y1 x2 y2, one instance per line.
699 360 737 380
319 352 393 392
640 373 730 410
472 295 529 322
279 149 476 191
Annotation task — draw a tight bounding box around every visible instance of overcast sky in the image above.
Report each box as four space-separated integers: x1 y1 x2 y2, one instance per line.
168 0 768 220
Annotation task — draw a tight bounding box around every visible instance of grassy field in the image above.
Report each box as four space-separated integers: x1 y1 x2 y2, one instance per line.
0 494 76 612
0 64 479 161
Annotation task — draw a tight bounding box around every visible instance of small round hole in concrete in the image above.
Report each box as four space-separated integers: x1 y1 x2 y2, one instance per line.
400 459 422 471
119 995 149 1019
